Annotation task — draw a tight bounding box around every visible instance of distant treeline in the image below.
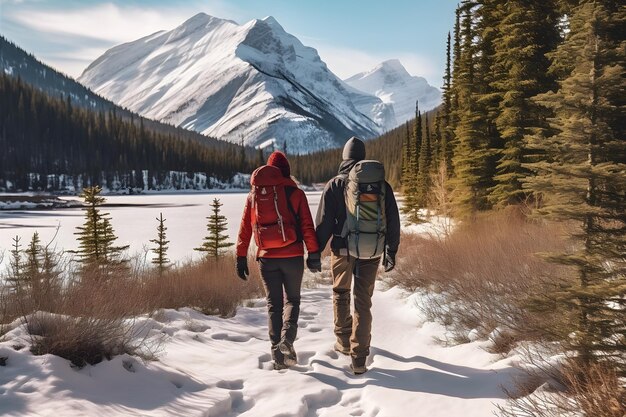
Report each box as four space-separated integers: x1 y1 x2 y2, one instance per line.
290 117 424 188
0 74 258 192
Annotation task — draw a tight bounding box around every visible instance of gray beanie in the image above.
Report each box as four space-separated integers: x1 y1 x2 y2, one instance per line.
342 136 366 161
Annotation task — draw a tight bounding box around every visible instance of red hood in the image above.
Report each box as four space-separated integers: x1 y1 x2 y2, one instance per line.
250 165 297 187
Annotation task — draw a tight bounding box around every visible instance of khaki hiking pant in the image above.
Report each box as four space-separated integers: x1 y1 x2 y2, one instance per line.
330 253 380 359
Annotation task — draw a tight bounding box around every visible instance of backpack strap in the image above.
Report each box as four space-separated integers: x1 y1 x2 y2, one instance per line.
285 186 303 243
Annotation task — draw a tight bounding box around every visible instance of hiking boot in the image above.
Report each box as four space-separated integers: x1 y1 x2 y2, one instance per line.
350 357 367 375
278 339 297 367
334 341 350 356
273 360 288 370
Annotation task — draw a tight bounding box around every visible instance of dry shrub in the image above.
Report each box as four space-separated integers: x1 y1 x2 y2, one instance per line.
27 313 143 368
498 359 626 417
393 208 575 347
23 275 154 367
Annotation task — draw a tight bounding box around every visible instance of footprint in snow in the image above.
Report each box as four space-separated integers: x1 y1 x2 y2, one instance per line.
257 353 272 370
216 379 244 390
211 332 251 343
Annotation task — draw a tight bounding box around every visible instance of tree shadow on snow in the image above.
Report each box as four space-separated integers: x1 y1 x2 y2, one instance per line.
308 347 524 399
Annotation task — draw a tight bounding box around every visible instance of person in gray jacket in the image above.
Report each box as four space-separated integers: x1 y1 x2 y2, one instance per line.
315 136 401 374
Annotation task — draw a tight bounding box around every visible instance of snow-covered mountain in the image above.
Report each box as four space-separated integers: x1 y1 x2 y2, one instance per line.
344 59 441 125
79 13 392 153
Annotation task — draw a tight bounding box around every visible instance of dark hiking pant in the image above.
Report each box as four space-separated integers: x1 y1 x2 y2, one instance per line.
259 256 304 362
330 253 380 359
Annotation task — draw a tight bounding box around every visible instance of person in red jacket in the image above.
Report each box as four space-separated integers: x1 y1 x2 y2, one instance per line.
236 151 321 370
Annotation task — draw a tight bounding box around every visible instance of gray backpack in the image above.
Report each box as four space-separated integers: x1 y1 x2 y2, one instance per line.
341 160 387 259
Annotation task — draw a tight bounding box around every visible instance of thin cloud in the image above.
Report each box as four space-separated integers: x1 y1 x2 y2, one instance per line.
2 1 242 76
5 2 224 44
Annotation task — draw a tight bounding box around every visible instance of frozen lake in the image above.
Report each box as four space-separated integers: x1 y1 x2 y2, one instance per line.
0 192 322 270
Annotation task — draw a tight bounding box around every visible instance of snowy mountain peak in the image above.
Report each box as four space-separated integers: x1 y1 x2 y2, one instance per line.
180 12 236 29
166 13 236 42
345 60 441 124
377 59 410 75
261 15 282 28
79 13 388 153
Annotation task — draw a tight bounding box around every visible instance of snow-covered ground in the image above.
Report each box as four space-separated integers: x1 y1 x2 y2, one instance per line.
0 285 521 417
0 193 321 269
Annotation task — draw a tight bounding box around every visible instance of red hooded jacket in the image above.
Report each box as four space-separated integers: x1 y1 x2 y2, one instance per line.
237 167 319 259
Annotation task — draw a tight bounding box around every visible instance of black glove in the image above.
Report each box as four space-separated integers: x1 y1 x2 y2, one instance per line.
306 252 322 273
236 256 249 280
383 250 396 272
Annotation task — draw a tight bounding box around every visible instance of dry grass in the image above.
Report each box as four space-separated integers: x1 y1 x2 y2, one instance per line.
141 255 263 317
0 253 263 367
0 286 14 337
392 208 575 347
498 359 626 417
15 276 151 367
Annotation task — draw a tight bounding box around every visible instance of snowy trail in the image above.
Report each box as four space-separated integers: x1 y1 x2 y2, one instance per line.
0 285 521 417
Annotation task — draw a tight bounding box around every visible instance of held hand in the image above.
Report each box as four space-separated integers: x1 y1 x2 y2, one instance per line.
383 250 396 272
306 252 322 273
236 256 249 280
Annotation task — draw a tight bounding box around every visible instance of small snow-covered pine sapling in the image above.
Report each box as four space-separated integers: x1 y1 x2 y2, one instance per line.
150 212 170 274
194 198 233 259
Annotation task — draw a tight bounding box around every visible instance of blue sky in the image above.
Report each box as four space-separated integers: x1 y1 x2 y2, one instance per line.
0 0 458 86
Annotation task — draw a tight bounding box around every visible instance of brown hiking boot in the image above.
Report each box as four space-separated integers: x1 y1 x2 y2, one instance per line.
350 357 367 375
334 341 350 356
278 339 297 367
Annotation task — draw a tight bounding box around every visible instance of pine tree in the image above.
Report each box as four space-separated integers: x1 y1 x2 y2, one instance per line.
150 212 170 274
400 121 416 218
73 185 105 266
439 31 454 172
401 103 424 222
417 113 432 208
239 136 246 171
448 5 463 155
401 122 412 184
257 147 265 166
24 231 42 296
7 235 25 293
73 186 128 277
524 1 626 374
451 1 494 217
39 241 62 309
100 217 128 265
195 198 233 259
488 0 560 207
414 103 423 169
